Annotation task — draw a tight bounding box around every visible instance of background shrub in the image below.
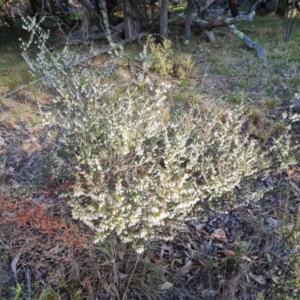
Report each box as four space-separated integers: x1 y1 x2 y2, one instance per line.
148 37 196 79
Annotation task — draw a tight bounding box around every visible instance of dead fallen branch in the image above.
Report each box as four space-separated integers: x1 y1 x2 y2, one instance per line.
197 11 256 31
166 10 265 60
197 11 266 60
0 78 44 101
229 24 266 61
0 31 148 100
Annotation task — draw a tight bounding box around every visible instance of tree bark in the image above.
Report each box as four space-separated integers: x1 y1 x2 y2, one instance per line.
276 0 289 16
184 0 194 43
99 0 114 45
123 0 142 39
227 0 239 16
29 0 38 15
284 0 297 43
160 0 169 38
150 0 156 29
77 0 121 32
81 5 91 38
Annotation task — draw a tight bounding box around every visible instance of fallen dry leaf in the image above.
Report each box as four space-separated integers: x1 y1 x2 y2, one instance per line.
210 228 228 243
171 258 183 271
117 272 128 280
247 209 254 216
158 282 174 291
117 251 125 261
11 250 22 282
149 256 162 264
249 271 266 284
241 256 252 262
179 260 193 275
197 283 204 294
288 166 296 176
201 289 218 298
265 217 279 229
217 249 235 256
288 179 300 196
172 225 190 233
160 244 173 259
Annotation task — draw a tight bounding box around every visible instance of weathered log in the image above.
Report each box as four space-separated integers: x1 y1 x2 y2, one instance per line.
152 10 265 60
228 24 267 61
162 8 253 29
194 11 266 60
203 28 216 42
197 11 255 31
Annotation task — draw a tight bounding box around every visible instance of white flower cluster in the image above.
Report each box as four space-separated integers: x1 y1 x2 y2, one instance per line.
21 18 296 252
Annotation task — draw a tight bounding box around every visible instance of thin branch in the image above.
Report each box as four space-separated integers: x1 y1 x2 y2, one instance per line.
0 31 148 100
122 253 141 300
285 0 297 43
26 269 32 299
197 11 255 31
0 78 44 100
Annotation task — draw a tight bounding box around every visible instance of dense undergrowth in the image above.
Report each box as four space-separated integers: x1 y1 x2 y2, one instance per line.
1 14 300 300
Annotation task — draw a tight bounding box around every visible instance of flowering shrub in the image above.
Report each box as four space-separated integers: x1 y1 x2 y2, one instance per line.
21 17 295 252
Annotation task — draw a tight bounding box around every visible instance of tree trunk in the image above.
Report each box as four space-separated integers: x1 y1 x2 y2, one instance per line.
184 0 194 43
284 0 297 43
150 0 156 29
227 0 239 16
276 0 289 16
29 0 38 15
99 0 114 45
160 0 169 38
81 5 91 38
123 0 142 39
